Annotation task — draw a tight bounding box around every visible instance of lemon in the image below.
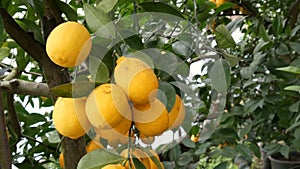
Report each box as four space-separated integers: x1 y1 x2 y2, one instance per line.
52 97 91 139
140 132 155 145
86 84 132 129
102 164 127 169
114 56 158 105
133 99 169 136
168 95 186 130
46 21 92 68
59 153 64 168
86 140 103 153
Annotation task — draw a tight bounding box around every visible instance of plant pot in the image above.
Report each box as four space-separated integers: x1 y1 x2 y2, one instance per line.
268 152 300 169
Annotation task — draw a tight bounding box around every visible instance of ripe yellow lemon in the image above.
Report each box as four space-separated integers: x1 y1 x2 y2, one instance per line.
114 56 158 105
168 95 186 130
102 164 126 169
133 99 169 136
59 153 64 168
46 21 92 68
86 84 132 129
86 140 103 153
94 118 132 147
52 97 91 139
140 132 155 145
216 0 227 7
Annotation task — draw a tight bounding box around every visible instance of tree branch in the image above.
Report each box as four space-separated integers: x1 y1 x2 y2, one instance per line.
6 93 22 138
286 0 300 28
0 88 12 169
0 8 44 62
0 79 50 97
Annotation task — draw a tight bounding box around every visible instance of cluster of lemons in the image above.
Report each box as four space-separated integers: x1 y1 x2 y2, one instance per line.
46 21 186 168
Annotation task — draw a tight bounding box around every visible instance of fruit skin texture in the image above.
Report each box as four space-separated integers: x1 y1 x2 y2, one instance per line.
94 118 132 147
86 84 132 129
46 21 92 68
59 153 64 168
114 56 158 105
133 99 169 136
102 164 126 169
86 141 103 153
168 95 186 130
52 97 91 139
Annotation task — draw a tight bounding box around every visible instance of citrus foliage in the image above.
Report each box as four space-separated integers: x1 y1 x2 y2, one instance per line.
0 0 299 169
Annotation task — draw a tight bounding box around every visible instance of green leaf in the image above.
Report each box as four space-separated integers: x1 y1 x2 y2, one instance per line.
259 25 270 42
83 3 112 33
223 53 238 67
139 2 185 20
195 142 211 155
0 47 10 61
131 157 146 169
172 41 193 57
294 128 300 140
16 49 29 72
170 81 200 101
169 143 181 162
96 0 118 13
181 137 196 148
215 24 236 49
284 85 300 92
243 99 264 114
289 42 300 53
276 66 300 74
272 14 283 36
213 161 228 169
50 81 97 98
77 149 124 169
55 0 78 21
0 16 3 37
236 144 252 162
209 59 231 94
88 56 110 83
279 145 290 159
177 152 193 166
26 0 44 19
276 42 289 55
156 81 176 112
240 66 258 79
289 101 300 112
119 30 144 50
18 19 43 43
215 2 235 13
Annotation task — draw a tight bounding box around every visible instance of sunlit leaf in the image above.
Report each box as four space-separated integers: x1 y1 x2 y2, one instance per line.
0 47 10 61
96 0 118 13
77 149 124 169
209 59 231 94
83 3 111 33
276 66 300 74
284 85 300 92
50 81 98 98
88 56 110 83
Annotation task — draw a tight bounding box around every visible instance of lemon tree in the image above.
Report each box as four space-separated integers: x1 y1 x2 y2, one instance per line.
1 0 300 169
